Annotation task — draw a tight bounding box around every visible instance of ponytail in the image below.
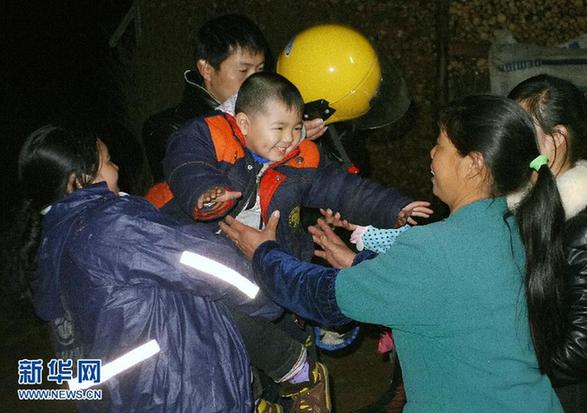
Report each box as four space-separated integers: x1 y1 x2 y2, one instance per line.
2 124 101 313
515 163 567 374
0 199 42 312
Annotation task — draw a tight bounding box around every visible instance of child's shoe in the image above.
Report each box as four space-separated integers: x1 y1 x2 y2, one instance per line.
280 361 331 413
256 398 284 413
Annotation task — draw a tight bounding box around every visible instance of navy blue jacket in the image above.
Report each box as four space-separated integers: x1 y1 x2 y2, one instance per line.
163 112 412 261
33 183 281 412
250 240 377 326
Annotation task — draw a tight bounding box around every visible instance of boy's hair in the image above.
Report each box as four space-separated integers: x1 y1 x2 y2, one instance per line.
235 72 304 116
194 14 270 70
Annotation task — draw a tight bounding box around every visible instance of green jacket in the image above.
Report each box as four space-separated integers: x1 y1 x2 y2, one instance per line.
336 197 562 413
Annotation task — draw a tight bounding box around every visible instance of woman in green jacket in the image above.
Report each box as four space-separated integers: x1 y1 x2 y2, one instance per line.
220 95 565 413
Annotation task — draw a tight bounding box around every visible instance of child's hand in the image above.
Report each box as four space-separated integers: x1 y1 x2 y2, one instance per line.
319 208 357 231
309 219 356 269
197 186 242 209
396 201 433 227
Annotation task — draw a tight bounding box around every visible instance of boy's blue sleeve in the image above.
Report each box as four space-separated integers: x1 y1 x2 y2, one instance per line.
163 115 234 219
252 241 351 326
303 155 412 228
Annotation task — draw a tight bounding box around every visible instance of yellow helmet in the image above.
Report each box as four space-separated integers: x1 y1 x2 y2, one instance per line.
277 24 381 125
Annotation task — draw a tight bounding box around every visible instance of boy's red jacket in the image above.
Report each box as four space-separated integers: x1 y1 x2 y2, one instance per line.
161 111 412 261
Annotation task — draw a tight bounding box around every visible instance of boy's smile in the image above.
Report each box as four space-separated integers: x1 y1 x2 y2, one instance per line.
238 99 304 162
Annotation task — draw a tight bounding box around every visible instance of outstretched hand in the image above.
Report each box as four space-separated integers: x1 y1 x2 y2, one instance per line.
319 208 357 231
197 186 242 210
219 211 280 259
308 219 356 269
397 201 433 227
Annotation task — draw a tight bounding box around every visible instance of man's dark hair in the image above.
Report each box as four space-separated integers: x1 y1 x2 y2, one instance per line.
194 14 270 70
235 72 304 116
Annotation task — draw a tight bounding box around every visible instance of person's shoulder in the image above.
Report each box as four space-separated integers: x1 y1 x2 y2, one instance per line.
97 194 159 221
396 220 447 245
284 140 320 169
168 111 229 147
566 208 587 249
143 104 185 138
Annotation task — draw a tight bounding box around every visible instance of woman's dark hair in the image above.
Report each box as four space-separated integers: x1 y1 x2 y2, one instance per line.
508 74 587 166
1 125 100 310
18 125 101 210
194 14 271 70
439 95 540 196
235 72 304 116
440 95 566 374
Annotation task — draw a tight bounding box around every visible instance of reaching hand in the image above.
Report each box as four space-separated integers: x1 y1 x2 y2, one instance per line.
397 201 433 227
304 118 328 141
219 211 280 259
319 208 357 231
197 186 242 210
308 219 356 269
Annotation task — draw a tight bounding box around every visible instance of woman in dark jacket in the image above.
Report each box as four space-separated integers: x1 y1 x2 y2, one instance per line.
17 125 280 412
508 74 587 412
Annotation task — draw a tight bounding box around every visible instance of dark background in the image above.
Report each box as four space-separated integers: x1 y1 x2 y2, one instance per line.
1 0 585 411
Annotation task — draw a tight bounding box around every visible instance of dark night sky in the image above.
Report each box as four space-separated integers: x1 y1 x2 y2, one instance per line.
2 1 131 225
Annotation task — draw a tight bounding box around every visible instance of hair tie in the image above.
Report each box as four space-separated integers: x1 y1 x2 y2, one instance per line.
529 154 549 171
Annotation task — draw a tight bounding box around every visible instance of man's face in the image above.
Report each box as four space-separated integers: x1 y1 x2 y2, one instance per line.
238 99 304 163
201 48 265 103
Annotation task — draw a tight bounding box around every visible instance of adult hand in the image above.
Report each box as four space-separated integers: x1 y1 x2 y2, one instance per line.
219 211 280 259
304 118 328 141
309 219 356 269
397 200 433 226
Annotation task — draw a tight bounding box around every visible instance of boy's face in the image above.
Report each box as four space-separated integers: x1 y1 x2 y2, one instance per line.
199 47 265 104
238 99 304 162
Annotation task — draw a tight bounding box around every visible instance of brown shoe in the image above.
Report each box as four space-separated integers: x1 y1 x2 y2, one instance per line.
281 362 332 413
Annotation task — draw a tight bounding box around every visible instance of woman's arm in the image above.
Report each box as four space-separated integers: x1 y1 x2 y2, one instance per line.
253 241 351 326
220 212 351 325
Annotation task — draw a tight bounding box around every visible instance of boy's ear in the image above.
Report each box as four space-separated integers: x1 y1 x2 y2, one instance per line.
196 59 212 82
235 112 250 136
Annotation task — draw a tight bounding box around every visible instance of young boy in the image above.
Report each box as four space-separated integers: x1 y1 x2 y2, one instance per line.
144 15 327 413
163 72 429 260
143 13 325 184
163 72 431 413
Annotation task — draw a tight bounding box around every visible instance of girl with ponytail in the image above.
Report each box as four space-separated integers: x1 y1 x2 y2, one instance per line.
13 124 281 412
509 74 587 413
